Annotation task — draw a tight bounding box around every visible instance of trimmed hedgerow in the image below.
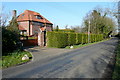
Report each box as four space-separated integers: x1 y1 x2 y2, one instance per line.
76 33 83 44
76 33 79 44
47 32 68 48
82 34 85 44
91 34 94 42
82 34 88 44
67 32 76 46
90 34 94 43
46 32 54 47
86 34 88 43
94 34 97 42
47 32 103 48
100 35 103 41
53 29 75 33
96 35 98 42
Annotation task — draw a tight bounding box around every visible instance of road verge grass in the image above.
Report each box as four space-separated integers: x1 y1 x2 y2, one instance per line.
65 38 110 49
112 38 120 79
0 50 32 69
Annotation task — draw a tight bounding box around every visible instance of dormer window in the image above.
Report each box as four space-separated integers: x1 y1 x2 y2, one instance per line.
36 16 42 19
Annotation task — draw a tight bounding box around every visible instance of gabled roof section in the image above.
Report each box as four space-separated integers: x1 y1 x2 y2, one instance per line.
17 10 53 24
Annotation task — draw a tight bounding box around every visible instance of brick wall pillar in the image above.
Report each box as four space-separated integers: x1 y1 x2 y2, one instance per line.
38 32 44 47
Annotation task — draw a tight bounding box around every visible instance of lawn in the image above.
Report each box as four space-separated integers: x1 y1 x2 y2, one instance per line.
112 39 120 79
1 50 32 69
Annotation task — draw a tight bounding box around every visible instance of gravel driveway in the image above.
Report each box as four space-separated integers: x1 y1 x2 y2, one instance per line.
2 38 118 78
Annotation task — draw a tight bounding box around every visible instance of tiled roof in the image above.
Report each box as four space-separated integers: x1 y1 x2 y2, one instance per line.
17 10 53 24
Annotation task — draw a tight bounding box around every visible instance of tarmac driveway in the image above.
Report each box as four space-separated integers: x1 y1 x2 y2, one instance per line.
2 38 118 78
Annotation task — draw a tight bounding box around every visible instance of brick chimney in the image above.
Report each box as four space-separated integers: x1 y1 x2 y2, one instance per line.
12 10 17 18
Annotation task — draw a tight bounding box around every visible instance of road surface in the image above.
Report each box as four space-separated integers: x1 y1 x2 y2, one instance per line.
2 38 118 78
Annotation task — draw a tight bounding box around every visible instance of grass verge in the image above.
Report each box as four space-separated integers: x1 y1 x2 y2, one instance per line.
65 38 110 49
112 39 120 79
0 50 32 69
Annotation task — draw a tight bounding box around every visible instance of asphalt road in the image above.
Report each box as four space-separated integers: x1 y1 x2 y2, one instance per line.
2 38 118 78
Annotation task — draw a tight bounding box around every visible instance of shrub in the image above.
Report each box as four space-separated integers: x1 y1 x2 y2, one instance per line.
94 34 97 42
53 29 75 33
82 34 88 44
47 32 68 48
98 35 101 41
85 34 88 43
96 35 98 42
2 27 20 55
46 32 54 47
90 34 94 43
47 31 104 48
67 32 76 46
76 33 82 44
101 34 103 40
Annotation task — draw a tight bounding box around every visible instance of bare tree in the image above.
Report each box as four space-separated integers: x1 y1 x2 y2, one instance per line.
110 1 120 34
65 25 68 29
0 6 9 27
71 26 83 33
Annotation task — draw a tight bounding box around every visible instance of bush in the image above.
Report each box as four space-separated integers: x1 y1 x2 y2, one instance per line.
53 29 75 33
67 32 76 46
82 34 88 44
47 31 104 48
90 34 94 43
96 35 98 42
47 32 68 48
2 27 20 55
101 34 103 41
85 34 88 43
76 33 82 44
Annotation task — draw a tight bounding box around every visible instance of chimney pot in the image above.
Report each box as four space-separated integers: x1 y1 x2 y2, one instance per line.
12 10 17 18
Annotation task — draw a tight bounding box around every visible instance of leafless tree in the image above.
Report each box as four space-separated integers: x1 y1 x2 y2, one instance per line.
0 6 10 27
0 6 5 26
71 26 83 33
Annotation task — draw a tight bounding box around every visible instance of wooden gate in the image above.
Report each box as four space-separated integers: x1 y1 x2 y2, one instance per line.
20 36 38 47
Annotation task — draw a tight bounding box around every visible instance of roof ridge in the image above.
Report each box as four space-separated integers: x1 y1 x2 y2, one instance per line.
25 10 40 14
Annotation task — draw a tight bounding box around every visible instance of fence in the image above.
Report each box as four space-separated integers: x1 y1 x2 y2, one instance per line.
20 36 38 47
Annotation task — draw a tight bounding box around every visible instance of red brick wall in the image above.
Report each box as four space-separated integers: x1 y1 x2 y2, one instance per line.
31 24 40 35
19 21 53 36
19 21 29 36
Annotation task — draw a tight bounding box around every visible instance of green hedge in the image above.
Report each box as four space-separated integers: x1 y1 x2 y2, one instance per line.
76 33 83 44
53 29 75 32
91 34 94 42
82 34 88 44
47 32 103 48
47 32 68 48
67 33 76 46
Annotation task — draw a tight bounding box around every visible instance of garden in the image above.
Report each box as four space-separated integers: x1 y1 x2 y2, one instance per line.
1 17 32 69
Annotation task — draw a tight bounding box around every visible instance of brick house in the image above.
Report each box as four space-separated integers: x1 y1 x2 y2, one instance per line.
16 10 53 46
